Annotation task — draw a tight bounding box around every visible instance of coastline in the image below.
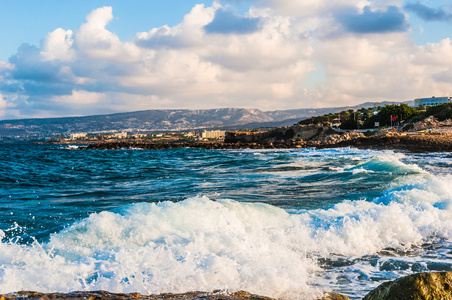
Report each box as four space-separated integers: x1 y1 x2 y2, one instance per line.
3 272 452 299
74 132 452 153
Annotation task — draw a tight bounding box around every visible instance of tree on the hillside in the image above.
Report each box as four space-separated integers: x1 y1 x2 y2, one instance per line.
364 104 417 128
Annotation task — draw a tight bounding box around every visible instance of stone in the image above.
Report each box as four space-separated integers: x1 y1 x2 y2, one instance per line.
317 291 350 300
0 290 275 300
363 272 452 300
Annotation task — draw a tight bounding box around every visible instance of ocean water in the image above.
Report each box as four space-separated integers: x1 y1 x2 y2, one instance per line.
1 144 452 299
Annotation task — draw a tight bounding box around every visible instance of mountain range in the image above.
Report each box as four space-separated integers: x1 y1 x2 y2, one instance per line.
0 101 409 138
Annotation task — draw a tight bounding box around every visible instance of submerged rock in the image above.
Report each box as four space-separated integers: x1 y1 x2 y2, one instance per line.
363 272 452 300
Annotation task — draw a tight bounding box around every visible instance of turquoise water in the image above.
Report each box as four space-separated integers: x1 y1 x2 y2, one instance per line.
1 144 452 299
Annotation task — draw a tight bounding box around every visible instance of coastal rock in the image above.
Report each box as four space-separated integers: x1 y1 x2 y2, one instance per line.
411 116 440 131
410 116 452 132
0 290 354 300
224 124 364 148
317 292 350 300
363 272 452 300
0 290 274 300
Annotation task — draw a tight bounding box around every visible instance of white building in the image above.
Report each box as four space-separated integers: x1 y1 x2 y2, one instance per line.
201 130 226 139
414 97 451 107
70 132 87 140
113 131 128 139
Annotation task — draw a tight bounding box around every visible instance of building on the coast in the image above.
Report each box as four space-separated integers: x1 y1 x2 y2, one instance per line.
112 131 128 139
331 118 341 128
414 97 451 107
201 130 226 139
70 132 88 140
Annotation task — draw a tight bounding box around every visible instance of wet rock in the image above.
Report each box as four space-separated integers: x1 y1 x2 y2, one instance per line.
0 290 275 300
317 291 350 300
363 272 452 300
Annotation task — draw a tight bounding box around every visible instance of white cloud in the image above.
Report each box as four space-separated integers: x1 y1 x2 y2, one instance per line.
75 6 140 62
0 60 13 83
40 28 75 62
0 93 6 109
2 2 452 119
307 31 452 107
415 38 452 66
0 60 14 72
136 4 216 49
52 90 106 105
0 93 7 117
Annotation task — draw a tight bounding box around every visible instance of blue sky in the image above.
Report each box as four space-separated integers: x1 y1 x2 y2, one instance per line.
0 0 452 119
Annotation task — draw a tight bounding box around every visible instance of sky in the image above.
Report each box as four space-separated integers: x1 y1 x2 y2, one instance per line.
0 0 452 120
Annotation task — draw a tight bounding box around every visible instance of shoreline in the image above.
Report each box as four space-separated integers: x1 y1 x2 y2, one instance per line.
70 132 452 153
3 271 452 299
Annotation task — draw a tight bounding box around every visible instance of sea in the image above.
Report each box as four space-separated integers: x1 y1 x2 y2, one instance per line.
1 143 452 299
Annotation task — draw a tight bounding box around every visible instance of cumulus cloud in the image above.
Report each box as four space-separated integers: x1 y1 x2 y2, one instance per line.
0 93 6 109
52 90 105 104
1 4 316 118
75 6 140 61
1 2 452 119
404 2 452 22
9 44 63 83
0 61 14 72
335 5 408 34
40 28 75 62
0 60 14 83
135 4 215 49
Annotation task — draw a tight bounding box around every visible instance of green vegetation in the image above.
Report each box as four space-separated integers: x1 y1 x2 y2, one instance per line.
298 108 375 129
298 102 452 130
363 104 416 128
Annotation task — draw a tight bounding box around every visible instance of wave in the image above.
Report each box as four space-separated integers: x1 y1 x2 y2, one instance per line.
1 170 452 298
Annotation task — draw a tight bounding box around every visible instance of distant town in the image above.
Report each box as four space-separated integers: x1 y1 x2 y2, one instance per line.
0 96 450 143
54 130 227 143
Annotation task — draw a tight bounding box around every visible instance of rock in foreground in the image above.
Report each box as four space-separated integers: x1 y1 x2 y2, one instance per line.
0 290 274 300
363 272 452 300
0 290 352 300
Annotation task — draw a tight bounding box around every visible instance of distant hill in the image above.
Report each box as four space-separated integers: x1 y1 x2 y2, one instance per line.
0 101 410 138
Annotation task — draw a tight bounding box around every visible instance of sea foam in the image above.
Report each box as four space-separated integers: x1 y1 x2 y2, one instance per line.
1 171 452 299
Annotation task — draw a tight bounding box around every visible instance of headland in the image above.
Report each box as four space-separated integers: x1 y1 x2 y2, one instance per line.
78 121 452 153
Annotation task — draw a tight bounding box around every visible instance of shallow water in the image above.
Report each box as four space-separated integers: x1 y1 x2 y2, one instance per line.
1 144 451 299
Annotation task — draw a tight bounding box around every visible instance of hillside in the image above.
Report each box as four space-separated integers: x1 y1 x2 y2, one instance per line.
0 101 410 138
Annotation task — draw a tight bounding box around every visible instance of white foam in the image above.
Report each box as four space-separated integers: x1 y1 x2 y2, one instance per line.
1 174 452 298
0 198 320 298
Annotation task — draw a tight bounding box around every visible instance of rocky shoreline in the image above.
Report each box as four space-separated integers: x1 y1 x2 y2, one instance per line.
322 132 452 152
2 272 451 299
80 131 452 153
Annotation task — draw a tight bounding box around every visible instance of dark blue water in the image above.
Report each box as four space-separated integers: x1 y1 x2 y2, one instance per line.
1 143 452 299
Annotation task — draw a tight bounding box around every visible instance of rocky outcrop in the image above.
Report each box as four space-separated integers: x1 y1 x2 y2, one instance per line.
306 131 364 146
327 132 452 152
224 125 364 146
363 272 452 300
224 126 302 144
409 116 452 132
